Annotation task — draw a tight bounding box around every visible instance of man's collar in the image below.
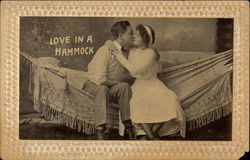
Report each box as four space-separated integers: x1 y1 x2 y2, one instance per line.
113 40 122 52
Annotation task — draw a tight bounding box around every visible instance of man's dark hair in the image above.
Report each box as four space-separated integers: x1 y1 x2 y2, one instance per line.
136 24 155 46
110 21 131 40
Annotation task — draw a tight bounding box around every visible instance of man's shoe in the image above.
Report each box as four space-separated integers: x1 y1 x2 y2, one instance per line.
96 128 107 140
153 133 161 140
124 125 136 140
137 135 148 140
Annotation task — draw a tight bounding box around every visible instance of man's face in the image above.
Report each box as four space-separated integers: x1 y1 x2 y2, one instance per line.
121 26 133 46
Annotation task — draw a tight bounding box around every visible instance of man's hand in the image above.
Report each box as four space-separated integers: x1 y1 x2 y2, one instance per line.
111 73 135 85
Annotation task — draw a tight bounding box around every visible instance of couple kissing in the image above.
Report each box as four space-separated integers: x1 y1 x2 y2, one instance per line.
82 20 185 140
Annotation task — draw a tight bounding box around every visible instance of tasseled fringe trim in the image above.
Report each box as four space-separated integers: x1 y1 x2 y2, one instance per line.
34 99 232 133
187 102 232 131
35 101 95 135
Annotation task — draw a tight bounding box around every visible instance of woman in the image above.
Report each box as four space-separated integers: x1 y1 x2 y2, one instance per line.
113 24 185 140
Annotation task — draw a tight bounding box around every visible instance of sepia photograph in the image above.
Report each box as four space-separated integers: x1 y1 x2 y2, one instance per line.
1 1 249 160
19 17 233 141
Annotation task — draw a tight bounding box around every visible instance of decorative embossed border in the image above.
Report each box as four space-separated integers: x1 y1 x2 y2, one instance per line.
0 1 249 160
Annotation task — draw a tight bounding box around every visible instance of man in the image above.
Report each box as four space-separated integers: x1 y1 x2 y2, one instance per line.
82 21 135 140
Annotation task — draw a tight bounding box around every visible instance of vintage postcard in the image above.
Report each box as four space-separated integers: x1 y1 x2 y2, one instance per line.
0 1 249 160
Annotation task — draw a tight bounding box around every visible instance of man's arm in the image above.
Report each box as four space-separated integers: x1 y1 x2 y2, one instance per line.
110 73 135 85
91 46 122 87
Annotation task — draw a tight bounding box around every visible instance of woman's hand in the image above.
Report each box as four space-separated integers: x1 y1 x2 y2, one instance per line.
109 48 119 57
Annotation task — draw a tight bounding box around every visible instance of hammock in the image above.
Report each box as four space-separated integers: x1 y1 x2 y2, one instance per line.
20 49 233 135
158 49 232 130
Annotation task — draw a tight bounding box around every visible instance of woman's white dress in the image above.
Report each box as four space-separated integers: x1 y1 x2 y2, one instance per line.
116 48 185 125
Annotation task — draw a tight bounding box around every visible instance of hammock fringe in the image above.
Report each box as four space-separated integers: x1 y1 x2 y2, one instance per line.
188 101 232 131
34 99 96 135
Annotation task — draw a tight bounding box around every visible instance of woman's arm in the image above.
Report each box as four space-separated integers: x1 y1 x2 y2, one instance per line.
115 53 134 72
115 50 156 76
115 49 159 76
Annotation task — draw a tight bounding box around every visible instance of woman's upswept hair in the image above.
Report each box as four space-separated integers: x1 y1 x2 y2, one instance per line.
136 24 155 46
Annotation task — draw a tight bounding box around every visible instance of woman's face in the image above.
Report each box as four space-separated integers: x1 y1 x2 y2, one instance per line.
133 30 144 47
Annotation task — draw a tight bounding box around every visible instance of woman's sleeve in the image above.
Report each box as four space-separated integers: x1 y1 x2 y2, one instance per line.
116 49 155 76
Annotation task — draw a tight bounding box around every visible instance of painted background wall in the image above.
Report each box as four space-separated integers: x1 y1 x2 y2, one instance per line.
20 17 218 71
